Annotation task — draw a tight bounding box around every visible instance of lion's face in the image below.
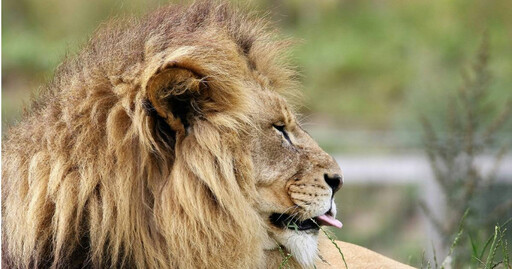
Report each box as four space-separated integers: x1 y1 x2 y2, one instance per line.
249 91 343 266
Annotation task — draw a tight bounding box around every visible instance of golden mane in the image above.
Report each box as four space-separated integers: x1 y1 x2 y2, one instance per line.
2 1 296 268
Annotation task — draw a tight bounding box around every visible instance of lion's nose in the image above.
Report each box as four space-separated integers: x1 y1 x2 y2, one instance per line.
324 173 343 193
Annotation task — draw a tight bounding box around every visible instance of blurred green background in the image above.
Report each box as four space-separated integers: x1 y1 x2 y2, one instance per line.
4 0 512 150
3 0 512 266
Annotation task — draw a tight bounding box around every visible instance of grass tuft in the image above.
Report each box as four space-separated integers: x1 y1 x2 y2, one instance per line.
311 219 348 269
274 239 293 269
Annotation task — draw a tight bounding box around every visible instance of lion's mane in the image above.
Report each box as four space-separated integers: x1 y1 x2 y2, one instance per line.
2 2 296 268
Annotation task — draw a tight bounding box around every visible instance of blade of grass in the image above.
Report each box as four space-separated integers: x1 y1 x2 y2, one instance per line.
500 217 512 229
473 256 485 267
485 226 499 269
279 253 292 269
274 239 292 269
286 221 299 232
480 218 512 260
481 233 497 261
449 209 469 255
469 232 479 259
501 238 509 269
311 219 348 269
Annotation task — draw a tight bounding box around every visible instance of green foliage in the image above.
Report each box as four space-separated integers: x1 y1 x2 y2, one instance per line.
426 216 512 269
276 243 293 269
434 216 512 269
286 221 300 232
420 36 512 267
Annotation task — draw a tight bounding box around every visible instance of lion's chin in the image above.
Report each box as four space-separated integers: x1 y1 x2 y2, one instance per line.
274 230 319 268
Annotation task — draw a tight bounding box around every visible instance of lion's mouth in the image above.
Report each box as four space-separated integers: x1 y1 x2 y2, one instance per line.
269 210 342 231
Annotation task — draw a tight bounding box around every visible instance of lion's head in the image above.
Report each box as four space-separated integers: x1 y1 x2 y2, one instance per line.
249 90 343 267
2 2 342 268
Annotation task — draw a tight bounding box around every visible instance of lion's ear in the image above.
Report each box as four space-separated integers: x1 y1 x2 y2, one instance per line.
145 61 206 133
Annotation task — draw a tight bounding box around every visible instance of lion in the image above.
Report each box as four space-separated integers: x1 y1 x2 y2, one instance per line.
2 1 413 268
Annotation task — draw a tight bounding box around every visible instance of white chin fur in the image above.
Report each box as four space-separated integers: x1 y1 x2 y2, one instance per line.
267 200 338 268
283 231 318 268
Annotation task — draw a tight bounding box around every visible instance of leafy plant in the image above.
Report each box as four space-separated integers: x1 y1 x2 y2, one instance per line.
419 35 512 267
426 214 511 269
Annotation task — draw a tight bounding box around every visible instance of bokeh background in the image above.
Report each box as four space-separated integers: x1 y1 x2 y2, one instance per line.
3 0 512 267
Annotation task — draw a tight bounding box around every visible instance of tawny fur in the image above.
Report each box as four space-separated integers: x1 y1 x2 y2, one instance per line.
2 1 414 269
2 2 294 268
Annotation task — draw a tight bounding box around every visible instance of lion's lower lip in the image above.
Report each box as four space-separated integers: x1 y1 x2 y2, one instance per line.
269 213 319 231
269 208 342 231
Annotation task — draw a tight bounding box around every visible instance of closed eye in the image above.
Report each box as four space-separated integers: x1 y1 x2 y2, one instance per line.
273 124 292 144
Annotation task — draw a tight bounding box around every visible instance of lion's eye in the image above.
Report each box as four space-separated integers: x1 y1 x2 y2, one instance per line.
273 124 292 144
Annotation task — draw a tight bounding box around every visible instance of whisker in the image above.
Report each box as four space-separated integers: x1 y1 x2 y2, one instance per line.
277 205 299 220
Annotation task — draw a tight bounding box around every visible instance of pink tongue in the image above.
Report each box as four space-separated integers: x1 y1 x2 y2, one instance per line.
316 214 343 229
